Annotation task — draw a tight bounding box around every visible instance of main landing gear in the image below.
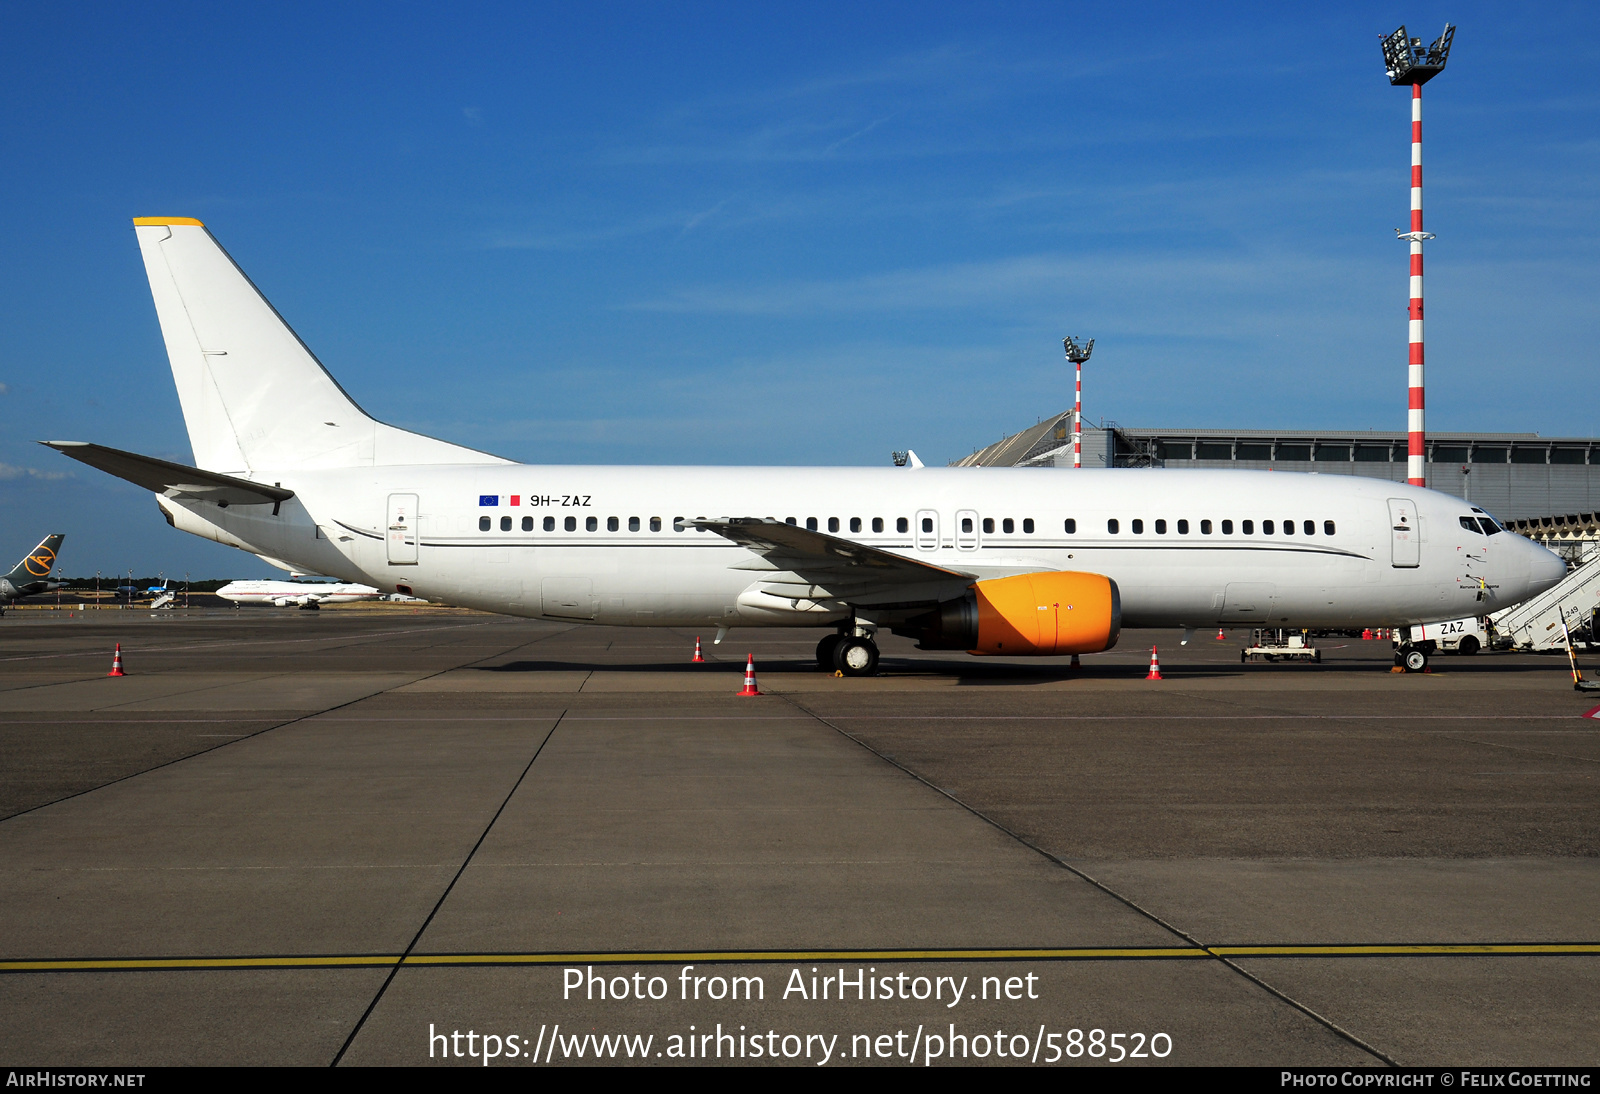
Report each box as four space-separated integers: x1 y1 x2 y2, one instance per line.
817 626 880 677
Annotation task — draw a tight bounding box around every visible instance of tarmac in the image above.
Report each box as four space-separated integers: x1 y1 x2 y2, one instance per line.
0 606 1596 1067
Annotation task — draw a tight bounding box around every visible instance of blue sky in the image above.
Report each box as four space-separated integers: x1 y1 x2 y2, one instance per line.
2 2 1596 576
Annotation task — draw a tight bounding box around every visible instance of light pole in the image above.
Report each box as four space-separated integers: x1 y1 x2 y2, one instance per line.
1381 23 1455 488
1062 336 1094 469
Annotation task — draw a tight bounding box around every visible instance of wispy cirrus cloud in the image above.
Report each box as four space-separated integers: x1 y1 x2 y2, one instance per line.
0 463 73 481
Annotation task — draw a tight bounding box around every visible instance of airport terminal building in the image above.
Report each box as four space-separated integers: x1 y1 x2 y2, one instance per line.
954 414 1600 523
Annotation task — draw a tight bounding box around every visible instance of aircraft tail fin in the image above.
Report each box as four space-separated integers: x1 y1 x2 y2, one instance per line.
7 535 63 584
131 218 509 474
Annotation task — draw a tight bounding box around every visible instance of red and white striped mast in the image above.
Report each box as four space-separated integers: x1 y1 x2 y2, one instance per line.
1381 23 1455 488
1062 336 1093 468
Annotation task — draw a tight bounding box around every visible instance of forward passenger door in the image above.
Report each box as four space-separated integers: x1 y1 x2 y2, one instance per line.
1387 499 1420 568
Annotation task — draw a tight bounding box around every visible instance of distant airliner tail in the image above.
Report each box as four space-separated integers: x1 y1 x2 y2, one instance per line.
6 534 63 585
131 218 509 474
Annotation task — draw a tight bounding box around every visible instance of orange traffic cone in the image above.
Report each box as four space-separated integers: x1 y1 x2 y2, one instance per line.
1361 628 1374 640
1215 627 1225 640
737 654 762 696
107 643 126 677
1145 645 1162 681
692 637 705 663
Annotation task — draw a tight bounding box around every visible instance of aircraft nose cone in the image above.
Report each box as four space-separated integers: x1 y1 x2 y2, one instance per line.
1528 545 1567 596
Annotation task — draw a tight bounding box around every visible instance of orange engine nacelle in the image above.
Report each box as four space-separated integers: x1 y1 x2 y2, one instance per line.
912 571 1121 655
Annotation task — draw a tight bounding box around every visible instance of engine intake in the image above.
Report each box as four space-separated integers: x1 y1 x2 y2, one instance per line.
910 571 1121 655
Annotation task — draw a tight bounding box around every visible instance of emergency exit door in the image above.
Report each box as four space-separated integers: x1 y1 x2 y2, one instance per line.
387 493 419 565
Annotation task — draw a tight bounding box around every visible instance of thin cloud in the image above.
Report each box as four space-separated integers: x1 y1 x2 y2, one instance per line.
0 463 73 481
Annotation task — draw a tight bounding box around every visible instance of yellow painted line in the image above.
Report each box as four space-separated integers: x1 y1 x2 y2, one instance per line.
1214 943 1600 957
401 947 1208 966
5 943 1599 974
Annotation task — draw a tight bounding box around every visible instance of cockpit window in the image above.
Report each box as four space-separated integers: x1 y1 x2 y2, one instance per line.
1460 516 1483 534
1478 517 1501 536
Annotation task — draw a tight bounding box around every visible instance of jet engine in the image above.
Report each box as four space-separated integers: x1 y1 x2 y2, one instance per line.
904 571 1121 655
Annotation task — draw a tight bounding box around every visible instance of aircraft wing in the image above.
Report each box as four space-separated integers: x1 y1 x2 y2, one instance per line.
42 442 294 507
693 517 975 585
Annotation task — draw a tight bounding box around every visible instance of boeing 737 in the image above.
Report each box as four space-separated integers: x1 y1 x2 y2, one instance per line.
217 579 380 609
0 535 64 616
44 219 1566 673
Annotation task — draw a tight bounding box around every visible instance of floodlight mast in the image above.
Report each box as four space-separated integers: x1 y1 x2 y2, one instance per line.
1381 23 1454 487
1062 336 1094 469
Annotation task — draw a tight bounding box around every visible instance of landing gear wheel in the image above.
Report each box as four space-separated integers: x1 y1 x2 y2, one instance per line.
815 633 842 671
1403 648 1428 673
299 601 321 611
833 636 879 677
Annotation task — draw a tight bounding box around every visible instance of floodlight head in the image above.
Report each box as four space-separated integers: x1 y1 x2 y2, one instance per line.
1062 336 1094 364
1381 24 1455 86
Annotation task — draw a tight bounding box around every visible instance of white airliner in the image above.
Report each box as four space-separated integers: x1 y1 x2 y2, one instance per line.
216 580 380 609
44 218 1565 674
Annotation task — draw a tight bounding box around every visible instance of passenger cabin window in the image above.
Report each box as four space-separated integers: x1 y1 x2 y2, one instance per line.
896 518 908 533
785 518 797 526
607 517 619 531
1177 519 1189 534
500 516 512 531
1064 518 1076 533
673 517 685 531
1132 519 1144 534
565 516 577 531
1303 520 1315 535
849 517 861 533
522 516 534 531
1201 520 1213 534
806 517 818 531
921 517 933 533
586 516 598 532
1282 519 1293 535
650 517 662 531
479 516 491 531
1023 518 1034 534
1108 519 1119 534
1324 521 1336 535
828 517 839 533
1242 520 1254 534
544 516 556 531
983 518 995 534
629 517 640 531
1002 518 1014 534
1262 520 1274 534
873 518 884 533
1221 520 1233 534
1155 519 1168 534
961 517 973 533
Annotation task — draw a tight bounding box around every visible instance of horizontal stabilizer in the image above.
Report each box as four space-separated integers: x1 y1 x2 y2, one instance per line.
42 442 294 507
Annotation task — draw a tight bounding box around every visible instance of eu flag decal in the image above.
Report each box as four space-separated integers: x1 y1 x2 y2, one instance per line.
479 495 498 506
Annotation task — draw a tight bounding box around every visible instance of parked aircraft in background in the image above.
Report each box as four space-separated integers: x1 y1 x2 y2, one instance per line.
44 219 1569 673
0 535 64 615
216 580 381 610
